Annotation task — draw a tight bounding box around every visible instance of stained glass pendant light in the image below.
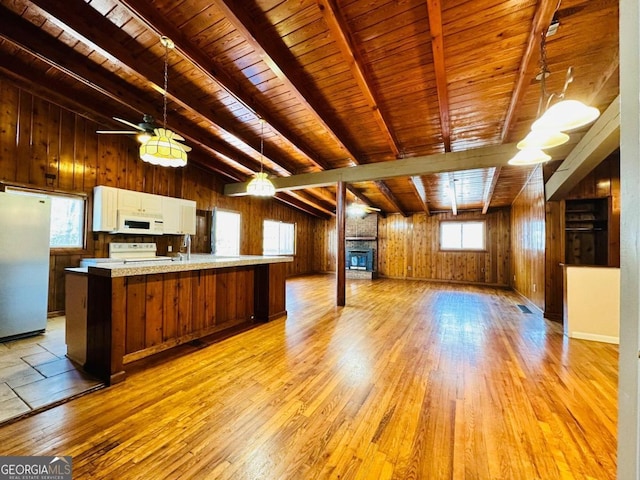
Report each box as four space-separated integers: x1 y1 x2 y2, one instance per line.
139 36 191 167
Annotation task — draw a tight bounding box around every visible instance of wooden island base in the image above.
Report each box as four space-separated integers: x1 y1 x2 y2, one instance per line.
84 259 288 385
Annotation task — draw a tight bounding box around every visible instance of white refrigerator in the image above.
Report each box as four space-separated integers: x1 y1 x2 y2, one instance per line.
0 191 51 341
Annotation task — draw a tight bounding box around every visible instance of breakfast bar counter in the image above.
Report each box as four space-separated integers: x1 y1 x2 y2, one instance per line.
82 255 292 384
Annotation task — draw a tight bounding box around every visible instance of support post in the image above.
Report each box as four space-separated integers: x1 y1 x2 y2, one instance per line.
336 180 346 306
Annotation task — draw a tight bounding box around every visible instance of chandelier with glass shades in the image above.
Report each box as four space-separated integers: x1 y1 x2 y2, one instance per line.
139 36 191 168
246 119 276 197
508 26 600 166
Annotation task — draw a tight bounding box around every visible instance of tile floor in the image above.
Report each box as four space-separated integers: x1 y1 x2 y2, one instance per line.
0 317 103 424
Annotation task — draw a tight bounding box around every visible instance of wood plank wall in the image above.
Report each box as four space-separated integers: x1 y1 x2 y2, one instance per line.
0 77 316 314
513 153 621 321
510 166 545 311
315 209 511 286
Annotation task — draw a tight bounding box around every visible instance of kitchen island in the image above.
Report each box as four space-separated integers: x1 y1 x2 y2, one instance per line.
80 254 292 385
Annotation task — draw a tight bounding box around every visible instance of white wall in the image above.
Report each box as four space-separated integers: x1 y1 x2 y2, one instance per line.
619 0 640 477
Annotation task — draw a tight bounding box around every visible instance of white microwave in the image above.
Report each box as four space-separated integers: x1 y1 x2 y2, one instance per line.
115 210 164 235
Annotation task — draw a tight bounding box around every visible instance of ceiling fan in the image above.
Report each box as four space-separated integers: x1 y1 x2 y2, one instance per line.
96 115 158 143
347 201 381 217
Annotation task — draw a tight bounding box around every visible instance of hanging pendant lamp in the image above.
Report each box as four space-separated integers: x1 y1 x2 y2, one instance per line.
139 36 191 167
516 129 570 150
246 119 275 197
508 148 551 166
509 18 599 166
531 98 600 132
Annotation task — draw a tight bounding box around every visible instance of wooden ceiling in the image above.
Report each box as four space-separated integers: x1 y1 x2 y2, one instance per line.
0 0 619 218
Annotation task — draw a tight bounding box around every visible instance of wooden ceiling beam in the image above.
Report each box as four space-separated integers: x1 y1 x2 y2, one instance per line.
117 0 388 214
482 167 501 214
410 176 431 215
273 192 331 219
214 0 394 212
226 141 578 195
426 0 451 152
318 0 401 157
500 0 559 142
27 0 300 178
374 181 408 217
284 191 336 217
1 12 351 208
115 0 334 175
448 173 458 216
215 0 353 162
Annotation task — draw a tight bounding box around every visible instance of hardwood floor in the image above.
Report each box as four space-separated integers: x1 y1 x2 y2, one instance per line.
0 275 617 479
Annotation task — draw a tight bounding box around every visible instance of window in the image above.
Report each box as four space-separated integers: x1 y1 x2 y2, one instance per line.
6 187 85 249
213 209 241 255
263 220 295 255
440 221 485 251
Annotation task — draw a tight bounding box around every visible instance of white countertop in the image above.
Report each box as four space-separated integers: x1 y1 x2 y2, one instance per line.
68 254 293 278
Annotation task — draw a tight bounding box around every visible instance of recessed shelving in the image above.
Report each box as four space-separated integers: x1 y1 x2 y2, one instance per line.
564 198 609 266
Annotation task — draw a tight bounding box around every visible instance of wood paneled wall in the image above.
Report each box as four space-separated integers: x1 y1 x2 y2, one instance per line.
0 77 316 314
513 153 621 321
315 209 511 286
510 166 545 311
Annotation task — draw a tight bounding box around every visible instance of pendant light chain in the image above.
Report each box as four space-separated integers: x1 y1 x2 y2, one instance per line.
163 37 169 129
260 118 264 174
537 31 549 118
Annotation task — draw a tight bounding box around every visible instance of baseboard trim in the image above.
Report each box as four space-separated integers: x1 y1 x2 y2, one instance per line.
567 332 619 345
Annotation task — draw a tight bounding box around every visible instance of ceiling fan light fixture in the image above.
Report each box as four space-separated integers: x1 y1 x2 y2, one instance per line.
347 203 369 217
136 132 153 144
516 129 570 150
138 36 190 167
531 99 600 132
140 128 190 168
246 172 275 197
507 148 551 166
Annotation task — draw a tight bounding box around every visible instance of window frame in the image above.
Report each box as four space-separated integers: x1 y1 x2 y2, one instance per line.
262 219 296 256
212 208 242 256
3 184 88 253
439 220 487 252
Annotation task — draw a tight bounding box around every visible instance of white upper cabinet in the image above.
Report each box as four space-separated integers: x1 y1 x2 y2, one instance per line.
92 186 118 232
117 189 162 214
93 186 196 235
162 197 196 235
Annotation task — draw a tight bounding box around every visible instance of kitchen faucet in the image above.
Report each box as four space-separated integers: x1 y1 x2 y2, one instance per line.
182 233 191 260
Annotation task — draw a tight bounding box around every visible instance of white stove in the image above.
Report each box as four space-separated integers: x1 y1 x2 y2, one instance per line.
80 243 171 267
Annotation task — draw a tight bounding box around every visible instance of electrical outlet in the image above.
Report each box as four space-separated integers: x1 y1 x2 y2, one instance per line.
167 245 172 252
407 265 412 271
533 283 537 292
513 275 516 282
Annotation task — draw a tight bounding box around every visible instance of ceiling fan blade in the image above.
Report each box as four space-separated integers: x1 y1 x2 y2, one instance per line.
113 117 145 131
96 130 138 134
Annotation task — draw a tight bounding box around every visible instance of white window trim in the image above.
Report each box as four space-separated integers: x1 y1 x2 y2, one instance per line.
5 185 87 250
439 220 486 251
263 219 296 256
212 208 241 256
